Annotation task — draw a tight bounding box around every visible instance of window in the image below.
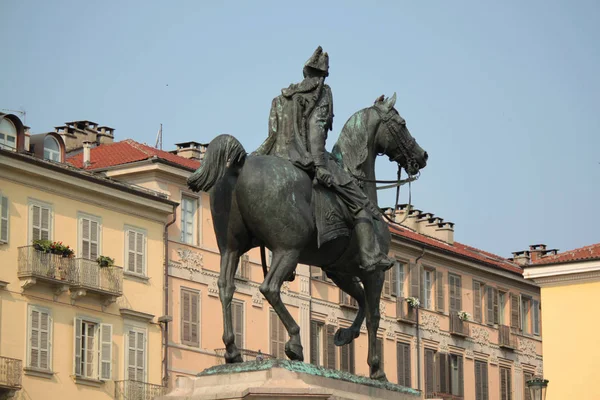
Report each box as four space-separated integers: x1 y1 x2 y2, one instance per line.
125 227 146 275
180 195 197 245
232 301 244 349
397 342 411 387
523 371 534 400
181 289 200 347
486 286 499 326
340 341 355 373
510 293 520 330
0 194 8 243
448 274 462 313
270 310 286 359
29 201 52 242
475 360 489 400
500 366 512 400
421 269 433 309
79 215 100 260
27 306 52 371
437 353 464 397
473 281 483 323
0 118 17 151
532 300 540 336
424 349 436 398
521 297 531 334
126 328 145 382
43 136 61 162
409 263 419 297
74 317 112 380
498 291 507 325
436 271 444 312
310 320 324 366
384 261 404 297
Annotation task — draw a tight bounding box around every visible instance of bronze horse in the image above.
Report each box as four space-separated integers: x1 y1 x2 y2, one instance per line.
188 94 427 380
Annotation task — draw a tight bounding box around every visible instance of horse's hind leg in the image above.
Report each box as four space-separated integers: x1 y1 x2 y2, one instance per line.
326 271 366 346
362 270 387 381
259 249 303 361
218 250 243 363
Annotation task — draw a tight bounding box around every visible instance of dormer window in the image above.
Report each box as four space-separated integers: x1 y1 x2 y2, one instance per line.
0 118 17 151
43 136 61 162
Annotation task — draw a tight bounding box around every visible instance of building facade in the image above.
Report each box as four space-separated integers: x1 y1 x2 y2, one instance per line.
0 114 176 400
523 243 600 400
66 129 544 400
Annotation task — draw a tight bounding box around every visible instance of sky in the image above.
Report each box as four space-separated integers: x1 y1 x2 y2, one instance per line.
1 1 599 259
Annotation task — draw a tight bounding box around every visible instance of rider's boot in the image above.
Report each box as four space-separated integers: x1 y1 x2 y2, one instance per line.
354 209 394 273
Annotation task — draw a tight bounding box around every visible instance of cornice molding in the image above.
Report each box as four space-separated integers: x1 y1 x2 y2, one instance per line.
530 270 600 287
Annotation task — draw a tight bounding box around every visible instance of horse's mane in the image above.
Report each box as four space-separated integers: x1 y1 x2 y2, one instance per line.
331 107 373 181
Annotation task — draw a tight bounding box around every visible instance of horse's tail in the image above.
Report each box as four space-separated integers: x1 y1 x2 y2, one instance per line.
187 134 246 193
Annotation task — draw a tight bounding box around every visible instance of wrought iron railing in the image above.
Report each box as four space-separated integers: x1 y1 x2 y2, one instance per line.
340 291 359 309
499 324 518 349
69 258 123 295
450 313 469 337
214 348 275 365
18 246 71 281
432 392 463 400
0 356 22 389
396 297 417 323
114 380 166 400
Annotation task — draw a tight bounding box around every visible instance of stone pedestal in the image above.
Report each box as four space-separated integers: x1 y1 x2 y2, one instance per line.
158 360 421 400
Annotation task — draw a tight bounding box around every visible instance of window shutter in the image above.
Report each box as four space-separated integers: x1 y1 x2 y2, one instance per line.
425 349 435 397
74 317 82 376
510 294 520 329
474 282 482 322
500 367 512 400
533 300 540 335
310 321 318 365
436 271 444 312
410 263 419 297
482 362 488 400
81 218 90 258
127 231 136 272
135 232 144 274
181 290 191 344
191 292 199 346
383 270 391 297
376 337 384 369
326 325 336 369
349 341 355 374
233 302 243 349
0 196 8 243
419 266 425 304
391 263 398 297
90 220 99 261
449 275 456 312
437 353 448 393
398 263 405 297
31 204 51 242
475 361 482 400
30 308 51 370
270 311 278 358
341 343 349 372
39 311 50 370
99 324 112 380
396 342 404 385
456 276 462 311
493 288 499 324
127 330 146 382
486 287 494 325
524 372 533 400
127 331 136 380
403 343 411 387
457 355 464 396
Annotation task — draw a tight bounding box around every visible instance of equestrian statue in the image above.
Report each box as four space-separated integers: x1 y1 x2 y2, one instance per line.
187 46 428 381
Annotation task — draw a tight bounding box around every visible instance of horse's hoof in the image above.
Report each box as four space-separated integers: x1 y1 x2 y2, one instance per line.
225 352 243 364
370 371 387 381
334 327 358 346
284 341 304 361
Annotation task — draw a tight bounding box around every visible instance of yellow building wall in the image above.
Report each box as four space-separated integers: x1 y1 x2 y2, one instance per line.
0 174 168 399
541 281 600 400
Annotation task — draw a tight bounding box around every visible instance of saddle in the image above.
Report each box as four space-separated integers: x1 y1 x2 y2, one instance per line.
312 183 352 247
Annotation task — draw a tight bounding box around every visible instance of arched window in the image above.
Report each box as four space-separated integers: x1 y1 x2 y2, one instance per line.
44 136 61 162
0 118 17 151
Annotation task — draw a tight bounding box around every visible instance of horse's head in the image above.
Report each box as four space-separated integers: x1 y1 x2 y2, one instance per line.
372 93 428 176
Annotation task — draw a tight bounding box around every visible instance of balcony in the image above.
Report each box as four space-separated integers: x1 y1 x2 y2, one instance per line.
114 380 166 400
498 324 518 350
0 356 22 395
18 246 123 304
396 297 417 324
449 313 469 337
214 348 275 365
340 291 359 310
432 393 463 400
68 258 123 303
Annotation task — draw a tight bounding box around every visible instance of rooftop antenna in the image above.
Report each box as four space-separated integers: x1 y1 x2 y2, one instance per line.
1 108 26 124
155 123 163 150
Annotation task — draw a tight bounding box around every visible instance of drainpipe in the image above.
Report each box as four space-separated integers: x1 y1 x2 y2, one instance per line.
161 205 177 388
415 247 426 393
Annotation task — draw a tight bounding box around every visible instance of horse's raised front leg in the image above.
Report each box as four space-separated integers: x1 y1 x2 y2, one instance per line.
362 271 387 381
218 250 243 363
326 271 366 346
259 249 303 361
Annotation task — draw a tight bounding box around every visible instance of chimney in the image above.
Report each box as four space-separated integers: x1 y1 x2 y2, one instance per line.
96 126 115 145
415 212 435 235
393 204 421 231
511 250 531 266
529 244 547 263
173 141 207 161
432 221 455 244
83 141 92 167
24 125 31 152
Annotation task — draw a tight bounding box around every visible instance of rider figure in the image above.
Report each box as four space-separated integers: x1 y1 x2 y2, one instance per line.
254 46 393 273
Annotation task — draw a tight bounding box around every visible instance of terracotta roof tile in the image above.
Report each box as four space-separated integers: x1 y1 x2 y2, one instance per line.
388 224 524 275
531 243 600 265
67 139 200 171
